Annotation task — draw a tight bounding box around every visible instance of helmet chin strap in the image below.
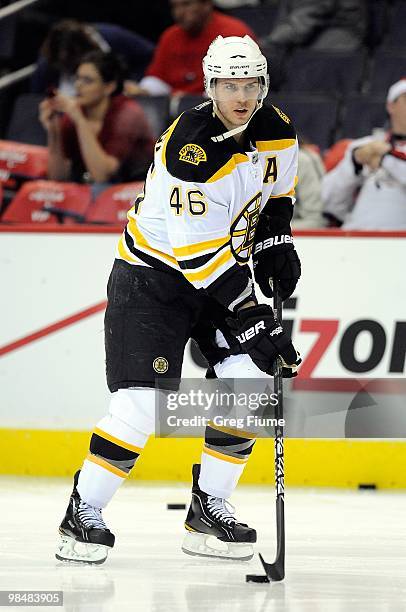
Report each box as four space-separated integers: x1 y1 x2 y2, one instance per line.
211 99 263 143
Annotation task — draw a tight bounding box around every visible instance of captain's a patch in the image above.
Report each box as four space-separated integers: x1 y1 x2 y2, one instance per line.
179 144 207 166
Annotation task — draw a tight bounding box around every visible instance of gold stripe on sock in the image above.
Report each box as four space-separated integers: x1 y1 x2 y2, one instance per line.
86 453 128 478
203 446 249 465
93 427 144 454
207 420 257 440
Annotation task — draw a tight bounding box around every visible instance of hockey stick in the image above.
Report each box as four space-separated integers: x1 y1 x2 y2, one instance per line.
246 281 285 583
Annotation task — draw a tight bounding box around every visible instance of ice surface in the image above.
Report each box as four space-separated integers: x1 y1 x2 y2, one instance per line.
0 477 405 611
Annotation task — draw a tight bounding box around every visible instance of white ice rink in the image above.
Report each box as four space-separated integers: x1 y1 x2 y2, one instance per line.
1 477 406 611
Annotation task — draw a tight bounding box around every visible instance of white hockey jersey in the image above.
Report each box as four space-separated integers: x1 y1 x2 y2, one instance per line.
116 101 298 307
322 132 406 230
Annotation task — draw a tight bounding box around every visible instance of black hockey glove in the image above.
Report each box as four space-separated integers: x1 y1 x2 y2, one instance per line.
253 214 301 301
230 304 301 376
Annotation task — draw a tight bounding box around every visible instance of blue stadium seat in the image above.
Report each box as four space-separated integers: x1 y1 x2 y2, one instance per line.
340 94 387 139
263 45 288 91
6 93 47 146
227 5 278 38
0 14 17 62
172 95 207 119
369 50 406 95
365 0 390 49
267 93 340 151
282 49 366 95
382 0 406 48
135 95 170 139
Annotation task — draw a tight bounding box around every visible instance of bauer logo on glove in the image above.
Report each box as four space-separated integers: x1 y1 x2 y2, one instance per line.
236 320 265 343
253 235 293 254
231 304 301 376
253 208 301 301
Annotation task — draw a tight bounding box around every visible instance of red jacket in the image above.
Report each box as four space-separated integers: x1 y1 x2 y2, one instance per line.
145 11 256 94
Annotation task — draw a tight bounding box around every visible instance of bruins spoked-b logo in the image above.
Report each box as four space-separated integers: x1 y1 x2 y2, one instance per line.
179 144 207 166
153 357 169 374
230 192 262 263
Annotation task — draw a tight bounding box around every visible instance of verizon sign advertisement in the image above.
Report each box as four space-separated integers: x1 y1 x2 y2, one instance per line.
286 236 405 379
0 229 405 429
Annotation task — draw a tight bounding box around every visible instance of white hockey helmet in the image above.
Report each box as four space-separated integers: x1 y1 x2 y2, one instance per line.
202 35 269 141
203 35 269 100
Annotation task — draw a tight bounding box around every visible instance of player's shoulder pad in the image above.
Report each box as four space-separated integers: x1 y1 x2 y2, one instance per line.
250 103 297 146
164 102 241 183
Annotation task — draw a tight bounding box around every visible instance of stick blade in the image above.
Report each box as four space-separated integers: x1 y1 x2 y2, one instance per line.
259 552 285 582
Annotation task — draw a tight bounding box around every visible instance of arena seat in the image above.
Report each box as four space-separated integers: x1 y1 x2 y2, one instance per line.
382 0 406 49
85 182 144 224
263 45 289 91
6 94 47 146
227 5 278 38
0 140 48 190
0 14 17 63
173 95 207 118
268 93 340 151
365 0 390 49
1 180 91 224
369 50 406 95
340 94 387 139
135 95 170 139
282 50 366 95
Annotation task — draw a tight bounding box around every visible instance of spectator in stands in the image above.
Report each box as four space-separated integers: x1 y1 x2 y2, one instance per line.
322 78 406 230
38 50 154 195
293 140 326 229
262 0 367 51
127 0 255 96
31 19 154 96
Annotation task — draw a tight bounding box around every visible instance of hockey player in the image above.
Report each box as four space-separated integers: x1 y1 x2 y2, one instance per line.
56 35 301 564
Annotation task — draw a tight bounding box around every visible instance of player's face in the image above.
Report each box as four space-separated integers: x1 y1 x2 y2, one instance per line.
170 0 211 33
74 63 114 108
387 93 406 133
214 78 260 130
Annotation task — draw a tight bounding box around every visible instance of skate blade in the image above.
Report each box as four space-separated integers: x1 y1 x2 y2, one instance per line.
182 532 254 561
55 535 109 565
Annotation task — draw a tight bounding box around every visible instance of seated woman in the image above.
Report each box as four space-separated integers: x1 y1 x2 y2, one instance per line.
32 19 155 95
39 50 154 195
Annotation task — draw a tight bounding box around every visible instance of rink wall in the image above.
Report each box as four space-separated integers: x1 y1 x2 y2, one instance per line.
1 226 406 487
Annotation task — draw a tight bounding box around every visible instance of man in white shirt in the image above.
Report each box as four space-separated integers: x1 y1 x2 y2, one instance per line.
322 78 406 230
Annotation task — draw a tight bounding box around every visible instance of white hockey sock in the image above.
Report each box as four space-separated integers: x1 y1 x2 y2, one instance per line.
198 450 248 499
77 387 157 508
197 350 267 499
77 458 127 508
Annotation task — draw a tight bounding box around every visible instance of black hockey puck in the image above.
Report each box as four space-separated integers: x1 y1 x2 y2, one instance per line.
358 483 377 490
246 574 270 583
167 503 186 510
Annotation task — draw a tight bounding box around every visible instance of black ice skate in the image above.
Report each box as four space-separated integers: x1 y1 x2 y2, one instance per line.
182 464 256 561
55 470 115 564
